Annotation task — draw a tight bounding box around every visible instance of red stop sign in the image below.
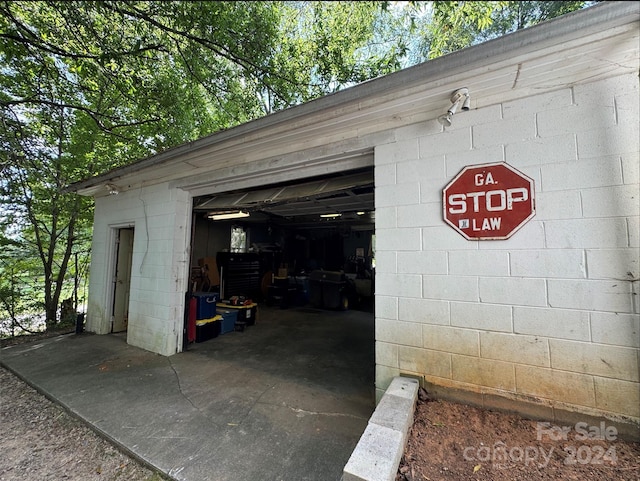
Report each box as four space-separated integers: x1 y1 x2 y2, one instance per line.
443 162 535 240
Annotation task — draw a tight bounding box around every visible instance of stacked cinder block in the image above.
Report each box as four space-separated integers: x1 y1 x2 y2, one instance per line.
343 377 419 481
374 72 640 436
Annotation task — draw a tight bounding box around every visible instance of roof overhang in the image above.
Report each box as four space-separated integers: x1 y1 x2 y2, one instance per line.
66 2 640 198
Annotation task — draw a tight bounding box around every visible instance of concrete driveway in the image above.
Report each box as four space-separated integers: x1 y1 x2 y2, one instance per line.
1 306 375 481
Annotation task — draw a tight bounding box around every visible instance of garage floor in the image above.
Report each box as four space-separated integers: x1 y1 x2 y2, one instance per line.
1 305 375 481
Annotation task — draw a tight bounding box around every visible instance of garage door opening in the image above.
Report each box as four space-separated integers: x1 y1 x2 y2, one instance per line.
188 167 375 312
184 167 375 402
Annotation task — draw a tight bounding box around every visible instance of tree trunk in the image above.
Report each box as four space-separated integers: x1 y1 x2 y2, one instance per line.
45 304 58 331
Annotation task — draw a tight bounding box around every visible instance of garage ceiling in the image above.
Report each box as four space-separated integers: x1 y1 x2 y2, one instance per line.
193 169 374 228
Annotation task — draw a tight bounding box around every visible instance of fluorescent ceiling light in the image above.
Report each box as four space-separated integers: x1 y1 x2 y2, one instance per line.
207 211 250 220
320 213 342 218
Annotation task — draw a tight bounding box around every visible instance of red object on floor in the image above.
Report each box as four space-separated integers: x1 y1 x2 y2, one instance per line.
187 297 197 343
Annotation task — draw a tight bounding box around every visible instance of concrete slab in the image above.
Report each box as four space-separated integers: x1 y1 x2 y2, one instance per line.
1 306 375 481
343 377 419 481
342 423 403 481
368 394 414 437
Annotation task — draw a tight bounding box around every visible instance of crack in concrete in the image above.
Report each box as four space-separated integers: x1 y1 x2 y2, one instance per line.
239 382 369 422
156 359 221 476
233 381 280 426
283 404 368 420
166 358 200 412
165 359 368 430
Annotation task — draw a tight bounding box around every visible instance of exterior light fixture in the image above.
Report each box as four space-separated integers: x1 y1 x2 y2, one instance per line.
437 87 470 128
320 213 342 218
207 211 250 221
437 113 453 127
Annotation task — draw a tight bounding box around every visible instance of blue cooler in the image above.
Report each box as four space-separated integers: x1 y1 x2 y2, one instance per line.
217 308 238 334
193 292 218 320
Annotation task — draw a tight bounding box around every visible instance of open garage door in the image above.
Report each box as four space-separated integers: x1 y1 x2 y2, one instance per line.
183 166 377 462
183 167 377 438
188 167 375 312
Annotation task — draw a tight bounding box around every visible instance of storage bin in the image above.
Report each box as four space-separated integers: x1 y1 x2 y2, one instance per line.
217 308 238 334
309 270 348 310
192 292 218 320
217 302 258 326
267 277 298 309
294 276 310 304
195 315 222 342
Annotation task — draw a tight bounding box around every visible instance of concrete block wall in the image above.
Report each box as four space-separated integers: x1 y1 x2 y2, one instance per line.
87 183 192 356
374 73 640 431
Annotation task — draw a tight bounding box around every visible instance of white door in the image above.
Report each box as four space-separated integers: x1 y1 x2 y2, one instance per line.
112 228 134 333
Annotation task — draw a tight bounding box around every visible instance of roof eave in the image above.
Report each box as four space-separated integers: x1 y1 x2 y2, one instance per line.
66 1 640 197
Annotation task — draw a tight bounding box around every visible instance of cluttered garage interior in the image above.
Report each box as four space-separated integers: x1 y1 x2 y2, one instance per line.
185 167 375 343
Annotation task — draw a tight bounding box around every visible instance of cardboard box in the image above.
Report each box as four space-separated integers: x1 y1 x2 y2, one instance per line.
277 263 288 278
198 257 220 287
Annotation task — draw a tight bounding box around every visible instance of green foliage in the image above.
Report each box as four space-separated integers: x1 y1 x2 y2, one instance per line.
404 1 593 60
475 1 595 42
0 101 93 331
259 1 408 110
429 1 503 58
0 1 592 332
1 1 410 330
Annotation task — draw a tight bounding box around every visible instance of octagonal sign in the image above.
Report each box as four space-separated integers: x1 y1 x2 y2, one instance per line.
443 162 535 240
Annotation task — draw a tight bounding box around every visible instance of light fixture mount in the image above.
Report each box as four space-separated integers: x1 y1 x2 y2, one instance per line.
438 87 470 127
437 113 452 127
105 183 119 195
450 88 470 111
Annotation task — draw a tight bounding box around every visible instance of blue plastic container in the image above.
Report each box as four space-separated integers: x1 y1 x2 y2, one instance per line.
193 292 218 320
217 308 238 334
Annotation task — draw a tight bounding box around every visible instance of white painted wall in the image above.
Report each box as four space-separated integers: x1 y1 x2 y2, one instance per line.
86 183 192 356
82 67 638 429
374 73 639 425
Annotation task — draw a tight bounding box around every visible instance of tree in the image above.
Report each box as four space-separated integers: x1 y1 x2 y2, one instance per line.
1 1 282 330
1 1 592 333
403 1 594 60
1 100 93 331
264 1 408 109
0 1 408 332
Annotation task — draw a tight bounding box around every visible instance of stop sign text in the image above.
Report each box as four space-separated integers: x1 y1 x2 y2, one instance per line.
442 163 535 240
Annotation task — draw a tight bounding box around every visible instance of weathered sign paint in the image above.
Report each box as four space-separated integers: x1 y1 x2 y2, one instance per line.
443 162 535 240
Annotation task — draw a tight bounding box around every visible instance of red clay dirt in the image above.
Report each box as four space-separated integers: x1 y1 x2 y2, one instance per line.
398 389 640 481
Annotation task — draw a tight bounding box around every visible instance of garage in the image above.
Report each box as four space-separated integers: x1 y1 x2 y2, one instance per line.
69 2 639 433
185 167 375 347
